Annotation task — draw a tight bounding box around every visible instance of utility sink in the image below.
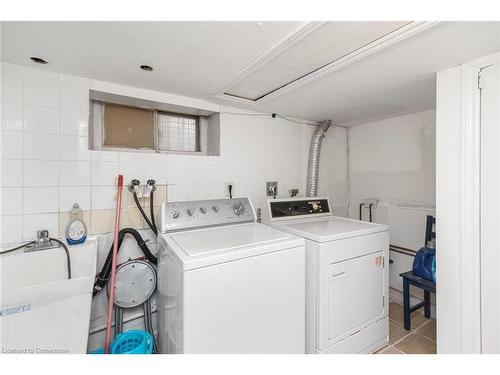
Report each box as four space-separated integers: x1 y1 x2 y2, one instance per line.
0 237 97 354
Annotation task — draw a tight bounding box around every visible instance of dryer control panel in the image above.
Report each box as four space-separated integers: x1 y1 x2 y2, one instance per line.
266 197 331 221
161 198 256 233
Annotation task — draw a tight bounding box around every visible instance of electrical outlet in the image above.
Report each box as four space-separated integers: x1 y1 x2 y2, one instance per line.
225 182 234 198
266 181 278 197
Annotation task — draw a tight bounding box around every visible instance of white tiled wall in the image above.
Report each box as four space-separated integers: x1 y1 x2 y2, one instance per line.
1 64 85 243
1 62 337 246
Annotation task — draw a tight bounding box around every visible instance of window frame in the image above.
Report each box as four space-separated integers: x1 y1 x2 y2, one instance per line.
90 100 208 156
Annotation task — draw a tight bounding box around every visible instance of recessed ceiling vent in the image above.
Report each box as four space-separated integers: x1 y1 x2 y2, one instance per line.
30 56 48 64
219 21 426 102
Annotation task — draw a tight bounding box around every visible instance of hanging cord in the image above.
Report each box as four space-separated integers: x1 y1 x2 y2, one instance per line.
275 114 318 126
219 111 318 126
149 189 157 234
0 239 71 280
0 241 35 255
49 238 72 279
133 192 158 236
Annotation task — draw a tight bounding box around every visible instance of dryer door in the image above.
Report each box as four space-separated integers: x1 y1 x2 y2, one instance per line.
328 253 384 340
316 232 388 350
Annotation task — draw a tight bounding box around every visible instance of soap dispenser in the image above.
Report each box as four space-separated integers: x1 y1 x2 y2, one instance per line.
65 203 87 245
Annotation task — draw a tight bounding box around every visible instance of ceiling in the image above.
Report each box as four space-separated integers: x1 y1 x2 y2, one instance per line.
222 21 411 100
2 21 500 126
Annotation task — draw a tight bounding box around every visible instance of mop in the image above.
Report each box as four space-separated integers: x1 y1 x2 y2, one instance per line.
104 175 124 354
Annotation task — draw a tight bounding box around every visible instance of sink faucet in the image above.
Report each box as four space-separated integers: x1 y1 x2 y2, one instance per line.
25 230 60 252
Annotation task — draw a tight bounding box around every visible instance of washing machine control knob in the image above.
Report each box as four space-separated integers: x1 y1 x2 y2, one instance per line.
186 208 193 217
172 211 180 219
200 207 207 214
212 206 219 213
233 202 246 216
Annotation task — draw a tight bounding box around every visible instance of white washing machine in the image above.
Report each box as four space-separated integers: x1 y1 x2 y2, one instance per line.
264 197 389 354
157 198 306 354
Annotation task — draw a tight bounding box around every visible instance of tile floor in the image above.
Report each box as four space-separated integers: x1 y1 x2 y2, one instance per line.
376 302 436 354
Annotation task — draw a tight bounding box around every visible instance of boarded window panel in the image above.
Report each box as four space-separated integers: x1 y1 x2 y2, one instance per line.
103 103 155 148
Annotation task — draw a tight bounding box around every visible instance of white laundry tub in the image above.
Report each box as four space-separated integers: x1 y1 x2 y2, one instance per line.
0 237 97 354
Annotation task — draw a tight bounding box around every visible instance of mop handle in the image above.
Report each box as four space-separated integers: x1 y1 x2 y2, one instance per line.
104 175 124 353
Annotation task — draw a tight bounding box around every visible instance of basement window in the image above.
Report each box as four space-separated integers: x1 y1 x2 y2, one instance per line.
89 92 220 156
157 112 199 152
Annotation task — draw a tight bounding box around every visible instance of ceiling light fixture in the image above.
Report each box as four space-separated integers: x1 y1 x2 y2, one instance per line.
140 65 153 72
30 57 48 64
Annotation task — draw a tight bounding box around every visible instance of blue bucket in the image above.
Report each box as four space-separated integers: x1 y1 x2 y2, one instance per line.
90 330 153 354
112 330 153 354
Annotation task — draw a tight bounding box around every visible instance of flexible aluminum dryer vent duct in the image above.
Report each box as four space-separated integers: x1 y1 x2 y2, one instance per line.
306 119 332 197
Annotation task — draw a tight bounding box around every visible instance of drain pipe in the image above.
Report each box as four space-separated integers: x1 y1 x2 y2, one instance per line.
306 120 332 197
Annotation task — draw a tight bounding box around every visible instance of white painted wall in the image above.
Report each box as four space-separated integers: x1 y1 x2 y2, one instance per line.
346 110 436 304
349 110 435 210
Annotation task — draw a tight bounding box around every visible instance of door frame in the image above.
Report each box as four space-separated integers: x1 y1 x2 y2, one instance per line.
436 51 500 353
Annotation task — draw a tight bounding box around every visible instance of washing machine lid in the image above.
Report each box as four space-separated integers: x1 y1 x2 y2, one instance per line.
164 222 304 270
270 216 388 243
